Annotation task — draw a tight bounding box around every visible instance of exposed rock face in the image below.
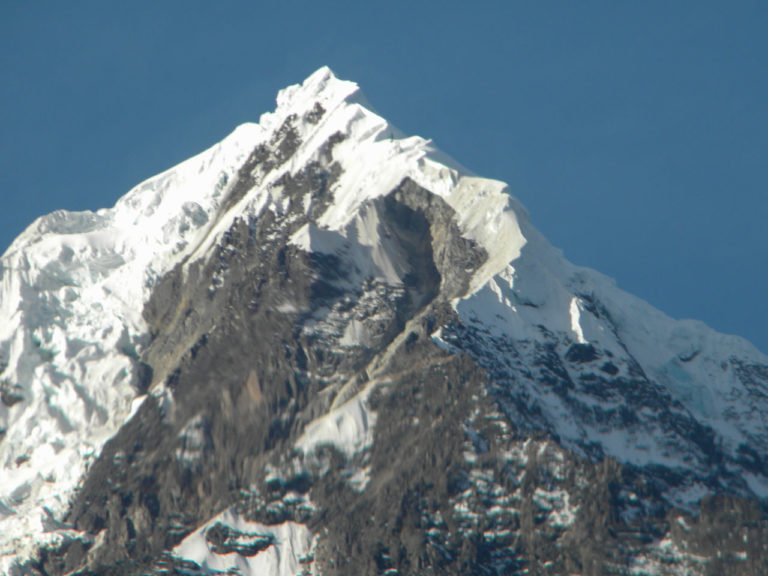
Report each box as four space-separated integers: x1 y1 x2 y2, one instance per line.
3 68 768 575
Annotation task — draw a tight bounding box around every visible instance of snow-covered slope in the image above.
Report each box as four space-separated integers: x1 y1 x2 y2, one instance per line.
450 216 768 502
0 117 264 567
2 66 767 575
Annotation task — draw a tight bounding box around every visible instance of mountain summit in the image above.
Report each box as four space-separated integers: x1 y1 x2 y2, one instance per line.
2 67 767 575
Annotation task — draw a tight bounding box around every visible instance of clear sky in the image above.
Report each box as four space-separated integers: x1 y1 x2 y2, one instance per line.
1 2 766 353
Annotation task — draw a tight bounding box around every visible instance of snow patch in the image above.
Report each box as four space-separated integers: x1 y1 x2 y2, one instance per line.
532 488 578 528
172 507 314 576
569 296 587 344
295 378 377 459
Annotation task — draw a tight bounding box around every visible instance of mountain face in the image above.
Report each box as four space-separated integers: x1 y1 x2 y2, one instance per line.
1 67 767 576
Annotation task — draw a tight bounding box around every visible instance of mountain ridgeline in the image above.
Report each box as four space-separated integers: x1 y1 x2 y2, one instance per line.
2 68 767 575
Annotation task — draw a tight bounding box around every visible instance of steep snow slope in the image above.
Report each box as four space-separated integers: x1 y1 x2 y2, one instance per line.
1 66 767 574
450 216 768 503
0 119 264 568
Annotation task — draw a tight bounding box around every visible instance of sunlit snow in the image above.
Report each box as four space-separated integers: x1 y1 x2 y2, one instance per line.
172 507 314 576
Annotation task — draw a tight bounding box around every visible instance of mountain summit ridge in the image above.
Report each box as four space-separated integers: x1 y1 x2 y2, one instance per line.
2 67 767 575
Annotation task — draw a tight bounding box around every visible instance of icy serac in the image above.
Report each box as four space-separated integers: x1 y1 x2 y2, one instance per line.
2 66 768 575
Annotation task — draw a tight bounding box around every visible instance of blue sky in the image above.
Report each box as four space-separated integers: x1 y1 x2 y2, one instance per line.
1 2 766 352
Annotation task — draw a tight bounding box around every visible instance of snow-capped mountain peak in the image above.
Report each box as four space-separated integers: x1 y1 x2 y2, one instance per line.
2 67 767 575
